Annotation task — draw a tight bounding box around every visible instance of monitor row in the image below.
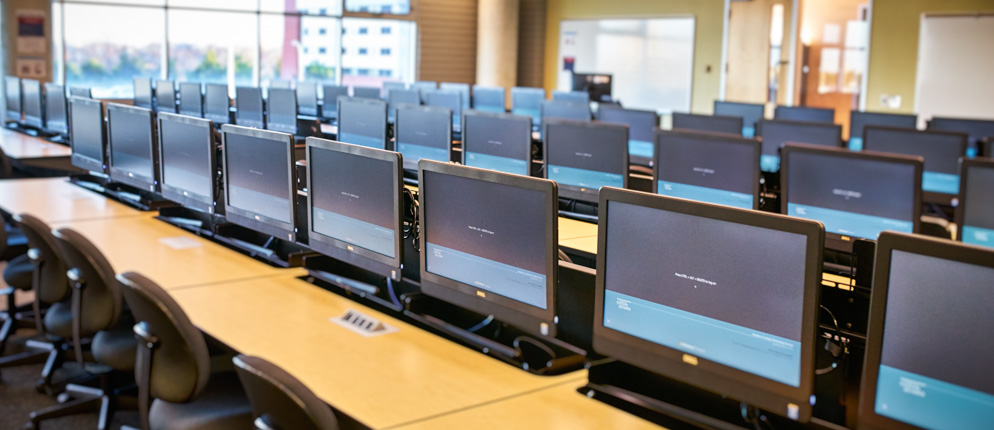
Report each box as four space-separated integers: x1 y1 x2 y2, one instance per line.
3 76 92 136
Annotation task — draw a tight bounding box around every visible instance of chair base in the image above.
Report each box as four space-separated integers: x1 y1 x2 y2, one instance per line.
26 379 137 430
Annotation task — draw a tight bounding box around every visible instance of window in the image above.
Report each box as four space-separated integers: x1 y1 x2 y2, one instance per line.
343 68 353 74
341 17 416 88
261 14 341 84
358 68 370 76
319 28 327 35
381 27 391 35
319 47 327 54
358 48 368 55
380 48 391 55
342 48 347 54
304 47 310 54
378 69 392 77
345 0 410 15
304 28 309 35
359 27 369 35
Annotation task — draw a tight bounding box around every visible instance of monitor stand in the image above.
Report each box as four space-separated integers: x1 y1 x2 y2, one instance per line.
68 174 174 211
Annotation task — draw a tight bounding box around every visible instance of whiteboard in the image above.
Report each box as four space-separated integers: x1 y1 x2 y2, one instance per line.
557 17 696 114
914 14 994 124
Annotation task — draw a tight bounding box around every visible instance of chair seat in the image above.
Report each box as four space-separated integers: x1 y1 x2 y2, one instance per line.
43 302 74 339
150 371 253 430
93 328 137 371
3 254 33 291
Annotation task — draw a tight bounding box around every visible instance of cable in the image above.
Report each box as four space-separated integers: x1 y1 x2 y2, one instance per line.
815 304 849 376
513 336 557 360
402 188 421 252
386 277 402 309
466 315 494 333
557 248 573 264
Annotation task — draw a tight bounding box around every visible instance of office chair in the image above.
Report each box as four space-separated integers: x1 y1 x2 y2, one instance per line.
234 354 340 430
117 271 253 430
0 146 13 179
27 228 137 430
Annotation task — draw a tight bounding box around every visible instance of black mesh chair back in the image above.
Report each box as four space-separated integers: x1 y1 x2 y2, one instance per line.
234 354 339 430
12 214 69 307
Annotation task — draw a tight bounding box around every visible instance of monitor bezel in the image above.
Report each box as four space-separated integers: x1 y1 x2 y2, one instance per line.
21 79 45 129
5 76 22 121
539 99 591 123
296 82 319 117
592 186 824 421
336 96 389 150
68 87 92 99
235 86 265 129
43 83 68 135
133 78 154 110
780 143 923 253
178 82 204 118
320 85 349 119
418 159 559 337
927 116 994 148
848 111 917 141
155 80 177 114
862 125 968 206
305 137 405 281
773 105 836 124
460 109 533 176
220 124 298 241
713 100 766 130
857 231 994 430
157 112 216 214
757 119 844 165
265 88 299 135
68 96 106 173
653 129 761 210
671 112 744 136
204 83 231 125
394 104 453 171
954 156 994 243
542 118 629 202
106 103 159 193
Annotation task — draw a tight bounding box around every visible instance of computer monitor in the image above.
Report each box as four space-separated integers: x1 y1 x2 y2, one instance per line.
68 96 106 173
387 88 420 122
955 157 994 249
928 116 994 157
4 76 21 122
781 144 922 253
848 111 917 151
671 112 743 136
858 232 994 430
107 103 159 192
543 119 628 202
156 80 177 114
69 87 92 99
133 78 154 110
714 100 765 138
21 79 44 129
235 87 265 129
757 119 843 172
157 112 216 213
774 105 835 124
296 82 319 117
425 90 462 131
552 90 589 105
593 186 824 421
43 83 68 135
654 130 760 210
221 124 297 240
267 80 293 90
596 106 659 165
471 85 505 113
540 100 590 123
571 73 612 102
178 83 203 118
306 137 404 280
266 88 298 135
395 104 452 171
353 86 380 100
321 85 349 119
863 126 967 205
418 160 559 336
204 84 231 125
337 97 388 150
383 81 406 98
511 87 545 126
461 110 532 176
412 81 437 102
439 82 471 110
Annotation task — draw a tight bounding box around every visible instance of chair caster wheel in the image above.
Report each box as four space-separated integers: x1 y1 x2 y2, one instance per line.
24 421 39 430
56 393 71 403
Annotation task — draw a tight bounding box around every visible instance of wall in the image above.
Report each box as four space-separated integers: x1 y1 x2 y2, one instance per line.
725 0 793 104
865 0 994 114
417 0 478 84
517 0 546 88
542 0 724 113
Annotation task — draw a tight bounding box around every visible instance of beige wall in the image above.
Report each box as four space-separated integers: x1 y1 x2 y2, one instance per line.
542 0 724 114
865 0 994 114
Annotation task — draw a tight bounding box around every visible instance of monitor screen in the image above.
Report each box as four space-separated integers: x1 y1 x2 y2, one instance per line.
204 84 230 124
774 106 835 124
782 145 920 251
419 161 557 335
425 90 462 130
383 81 406 97
511 87 545 125
957 159 994 249
353 87 380 100
44 83 68 135
552 90 589 104
22 79 44 128
158 113 215 211
134 78 154 109
68 97 105 172
412 81 437 102
69 87 92 98
928 116 994 157
654 130 760 210
472 85 505 113
107 103 158 191
439 82 471 110
266 88 298 134
848 111 917 151
321 85 349 118
543 119 627 202
222 125 295 239
387 88 420 122
235 87 265 129
337 97 388 150
540 100 590 123
597 107 659 162
571 73 612 102
758 119 842 172
461 111 531 176
156 80 176 113
5 76 21 120
396 105 451 171
594 187 822 420
307 138 403 279
863 126 966 202
296 82 319 117
178 83 203 117
671 112 743 136
860 233 994 430
714 100 765 137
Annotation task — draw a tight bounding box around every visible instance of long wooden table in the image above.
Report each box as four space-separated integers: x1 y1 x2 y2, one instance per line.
0 128 75 171
0 178 147 223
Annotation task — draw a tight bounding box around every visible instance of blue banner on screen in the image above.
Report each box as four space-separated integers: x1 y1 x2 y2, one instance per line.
962 226 994 249
761 154 781 173
312 208 395 258
604 290 801 387
875 365 994 430
742 126 755 138
425 243 547 309
787 203 912 239
629 139 653 159
848 137 863 151
549 165 623 190
967 147 978 158
465 152 528 175
338 132 383 149
398 142 448 165
922 171 959 195
657 181 752 210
